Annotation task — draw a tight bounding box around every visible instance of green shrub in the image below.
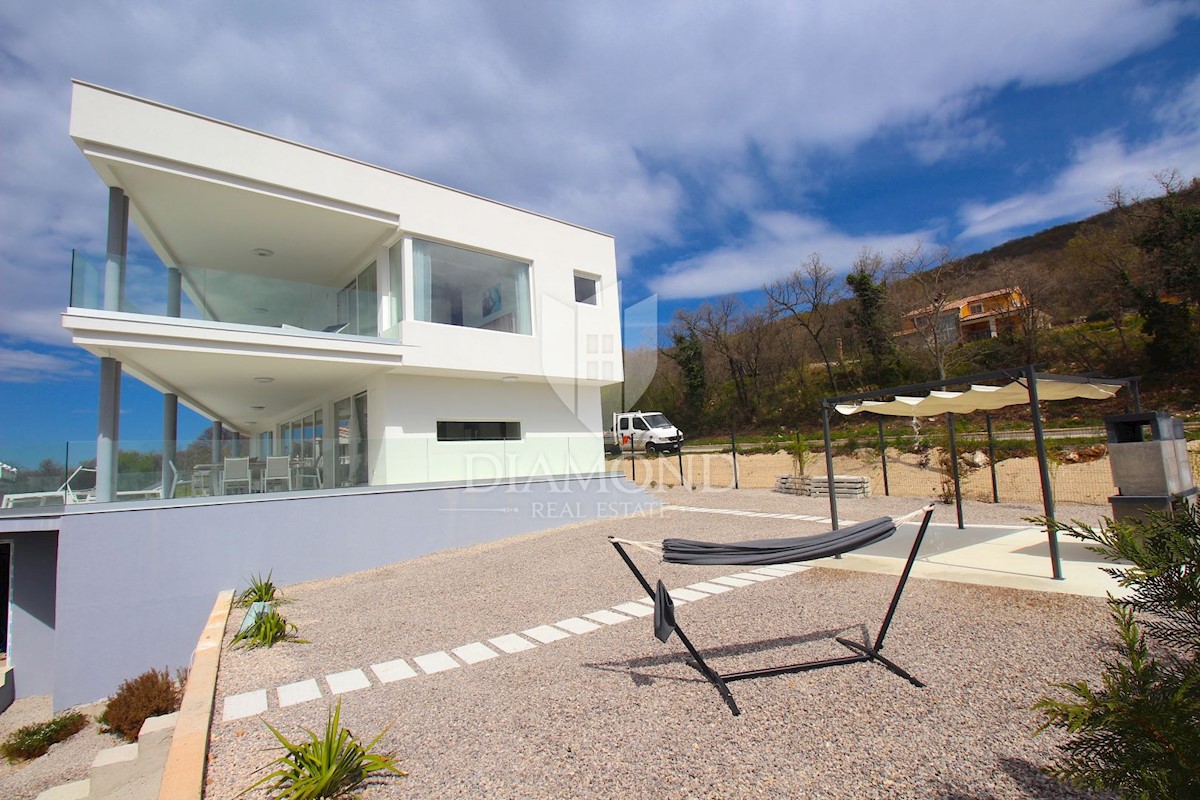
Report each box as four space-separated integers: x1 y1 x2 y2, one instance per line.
1 712 88 761
1034 506 1200 798
232 606 306 649
242 699 406 798
237 571 280 607
100 667 184 742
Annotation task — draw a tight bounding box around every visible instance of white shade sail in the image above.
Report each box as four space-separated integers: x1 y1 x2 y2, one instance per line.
834 378 1122 417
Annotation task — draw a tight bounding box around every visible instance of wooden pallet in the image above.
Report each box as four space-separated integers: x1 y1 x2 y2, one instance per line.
775 474 871 498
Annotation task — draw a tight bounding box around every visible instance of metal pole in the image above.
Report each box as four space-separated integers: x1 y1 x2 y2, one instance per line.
731 428 739 489
877 417 890 496
677 437 685 491
162 393 178 496
947 412 963 529
627 429 636 483
1027 365 1062 580
822 406 839 530
985 413 999 503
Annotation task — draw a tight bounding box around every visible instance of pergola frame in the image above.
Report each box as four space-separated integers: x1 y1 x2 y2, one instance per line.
820 365 1140 580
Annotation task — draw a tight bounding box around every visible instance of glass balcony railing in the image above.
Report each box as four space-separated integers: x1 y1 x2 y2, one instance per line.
0 436 609 510
69 251 398 339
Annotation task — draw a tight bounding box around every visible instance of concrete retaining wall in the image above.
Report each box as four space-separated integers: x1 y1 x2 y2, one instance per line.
0 472 654 710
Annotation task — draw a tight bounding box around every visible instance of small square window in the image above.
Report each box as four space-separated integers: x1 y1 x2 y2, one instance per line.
574 273 598 305
969 303 984 314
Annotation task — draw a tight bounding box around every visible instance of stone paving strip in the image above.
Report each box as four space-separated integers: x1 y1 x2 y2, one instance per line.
221 555 816 722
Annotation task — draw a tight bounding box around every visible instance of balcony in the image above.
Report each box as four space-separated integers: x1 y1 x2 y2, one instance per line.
69 251 396 339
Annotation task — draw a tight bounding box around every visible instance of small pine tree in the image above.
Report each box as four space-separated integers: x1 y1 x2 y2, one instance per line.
1034 505 1200 799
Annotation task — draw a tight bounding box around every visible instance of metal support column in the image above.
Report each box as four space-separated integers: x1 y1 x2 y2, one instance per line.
161 393 177 497
985 413 999 503
96 188 128 501
1026 365 1063 580
211 421 223 465
822 405 838 530
96 357 121 502
947 412 963 529
877 417 890 496
104 188 128 312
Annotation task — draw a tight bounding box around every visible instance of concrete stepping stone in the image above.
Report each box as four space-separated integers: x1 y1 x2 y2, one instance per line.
326 669 370 694
413 651 460 674
523 625 571 643
554 617 601 634
278 679 322 707
36 779 90 800
489 633 538 653
584 609 632 625
223 689 268 721
372 658 418 683
452 642 500 664
612 601 654 617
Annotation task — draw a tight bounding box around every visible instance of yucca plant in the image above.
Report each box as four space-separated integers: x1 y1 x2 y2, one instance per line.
237 571 281 607
241 700 405 798
231 607 306 649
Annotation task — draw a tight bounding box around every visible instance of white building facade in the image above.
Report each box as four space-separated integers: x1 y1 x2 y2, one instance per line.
64 81 623 495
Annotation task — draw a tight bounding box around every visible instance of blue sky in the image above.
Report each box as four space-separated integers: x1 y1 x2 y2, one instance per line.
2 1 1200 466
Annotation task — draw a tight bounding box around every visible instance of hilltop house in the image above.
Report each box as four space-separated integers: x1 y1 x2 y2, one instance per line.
898 287 1045 344
0 82 647 711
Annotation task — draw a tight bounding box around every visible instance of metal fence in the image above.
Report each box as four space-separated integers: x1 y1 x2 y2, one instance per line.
612 428 1200 508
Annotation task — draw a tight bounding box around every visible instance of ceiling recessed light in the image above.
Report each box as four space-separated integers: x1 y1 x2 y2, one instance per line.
252 248 274 257
252 307 269 314
501 375 518 383
250 405 266 411
253 377 274 384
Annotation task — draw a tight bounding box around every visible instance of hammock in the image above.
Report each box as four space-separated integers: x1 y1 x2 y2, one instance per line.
608 504 935 716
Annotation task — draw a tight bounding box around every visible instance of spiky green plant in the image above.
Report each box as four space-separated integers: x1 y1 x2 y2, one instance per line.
240 700 405 799
231 607 306 649
1033 506 1200 799
237 571 280 607
1 712 88 761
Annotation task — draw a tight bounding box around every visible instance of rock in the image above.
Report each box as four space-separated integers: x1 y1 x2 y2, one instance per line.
961 450 989 468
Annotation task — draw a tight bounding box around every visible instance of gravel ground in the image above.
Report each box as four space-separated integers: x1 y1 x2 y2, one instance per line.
0 696 124 800
206 490 1116 799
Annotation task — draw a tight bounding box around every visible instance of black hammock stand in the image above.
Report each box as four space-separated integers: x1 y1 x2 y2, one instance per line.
608 504 935 716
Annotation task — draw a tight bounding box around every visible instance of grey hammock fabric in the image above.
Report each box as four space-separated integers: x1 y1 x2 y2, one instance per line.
661 516 896 566
653 579 676 643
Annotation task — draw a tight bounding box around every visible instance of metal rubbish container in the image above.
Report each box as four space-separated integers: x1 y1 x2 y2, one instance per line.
1105 411 1197 523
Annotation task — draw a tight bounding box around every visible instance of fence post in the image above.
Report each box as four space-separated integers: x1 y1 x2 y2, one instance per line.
627 430 636 483
877 417 890 497
730 428 739 490
947 412 963 529
985 413 999 503
677 437 685 490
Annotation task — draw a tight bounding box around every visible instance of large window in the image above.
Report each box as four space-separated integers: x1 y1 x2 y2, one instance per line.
334 392 369 487
412 240 531 334
437 421 522 441
337 262 378 336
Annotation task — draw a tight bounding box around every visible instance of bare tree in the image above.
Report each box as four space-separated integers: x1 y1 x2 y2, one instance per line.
991 258 1057 365
764 253 846 392
890 241 965 379
671 296 773 425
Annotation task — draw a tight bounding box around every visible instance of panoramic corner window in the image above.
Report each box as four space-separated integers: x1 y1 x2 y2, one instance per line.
437 421 522 441
411 239 531 334
574 272 599 305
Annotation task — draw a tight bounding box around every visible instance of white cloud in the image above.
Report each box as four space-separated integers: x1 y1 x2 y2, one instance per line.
0 0 1195 353
0 345 93 383
958 102 1200 240
649 211 938 299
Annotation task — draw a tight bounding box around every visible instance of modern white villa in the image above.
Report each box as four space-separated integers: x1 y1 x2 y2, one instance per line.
0 82 648 712
65 80 623 496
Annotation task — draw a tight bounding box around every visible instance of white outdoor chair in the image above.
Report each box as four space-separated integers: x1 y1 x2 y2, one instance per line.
222 457 252 494
296 454 323 489
262 456 292 492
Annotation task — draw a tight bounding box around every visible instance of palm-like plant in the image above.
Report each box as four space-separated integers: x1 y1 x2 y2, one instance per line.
241 700 406 799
